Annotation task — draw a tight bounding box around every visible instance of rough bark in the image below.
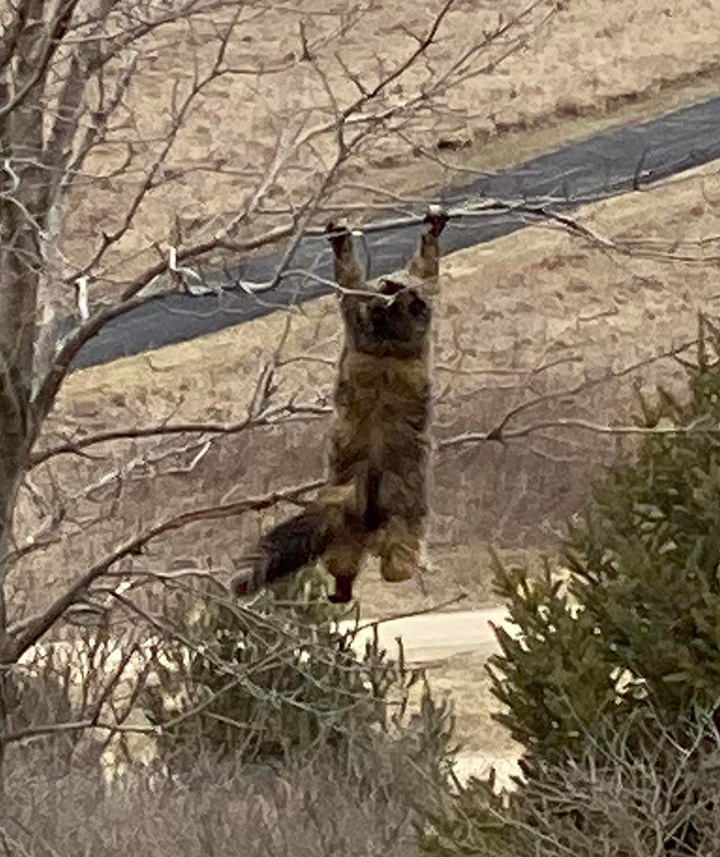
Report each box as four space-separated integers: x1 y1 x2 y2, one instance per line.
0 0 57 787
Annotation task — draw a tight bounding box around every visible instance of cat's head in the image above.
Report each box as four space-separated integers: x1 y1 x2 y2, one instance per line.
352 278 431 358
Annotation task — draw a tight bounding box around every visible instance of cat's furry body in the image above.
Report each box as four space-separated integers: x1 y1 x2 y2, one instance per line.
232 208 447 603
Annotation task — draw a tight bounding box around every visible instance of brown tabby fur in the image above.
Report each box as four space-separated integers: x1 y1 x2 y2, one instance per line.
232 207 448 603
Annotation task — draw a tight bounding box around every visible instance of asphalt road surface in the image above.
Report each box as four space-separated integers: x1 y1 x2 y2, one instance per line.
73 95 720 369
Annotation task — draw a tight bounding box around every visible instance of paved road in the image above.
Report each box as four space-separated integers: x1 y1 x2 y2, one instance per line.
73 95 720 369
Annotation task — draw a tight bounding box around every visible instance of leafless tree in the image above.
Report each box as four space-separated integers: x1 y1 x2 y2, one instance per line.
0 0 571 777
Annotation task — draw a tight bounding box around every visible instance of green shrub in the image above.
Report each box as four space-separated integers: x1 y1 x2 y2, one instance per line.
488 316 720 771
421 314 720 855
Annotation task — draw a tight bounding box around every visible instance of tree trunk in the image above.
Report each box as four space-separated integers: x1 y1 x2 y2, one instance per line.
0 466 22 800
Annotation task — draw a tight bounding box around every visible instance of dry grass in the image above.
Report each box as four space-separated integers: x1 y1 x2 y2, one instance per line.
32 158 720 641
39 159 720 758
1 752 425 857
32 4 720 768
62 155 720 418
65 0 720 286
354 541 553 618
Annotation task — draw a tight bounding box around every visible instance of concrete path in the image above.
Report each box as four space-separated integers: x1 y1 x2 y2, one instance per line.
340 606 523 788
339 606 513 664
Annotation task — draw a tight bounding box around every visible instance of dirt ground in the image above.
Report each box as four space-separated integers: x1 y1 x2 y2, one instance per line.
430 652 519 755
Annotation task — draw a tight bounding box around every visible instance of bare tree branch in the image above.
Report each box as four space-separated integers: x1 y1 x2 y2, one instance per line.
5 478 323 661
31 403 330 467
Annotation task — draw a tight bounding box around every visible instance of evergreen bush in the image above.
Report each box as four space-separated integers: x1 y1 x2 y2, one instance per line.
420 314 720 855
490 315 720 769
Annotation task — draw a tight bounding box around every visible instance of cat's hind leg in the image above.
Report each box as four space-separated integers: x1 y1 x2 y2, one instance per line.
373 517 423 583
324 537 366 603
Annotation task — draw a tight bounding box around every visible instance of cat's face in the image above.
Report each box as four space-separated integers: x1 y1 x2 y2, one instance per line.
351 279 432 358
